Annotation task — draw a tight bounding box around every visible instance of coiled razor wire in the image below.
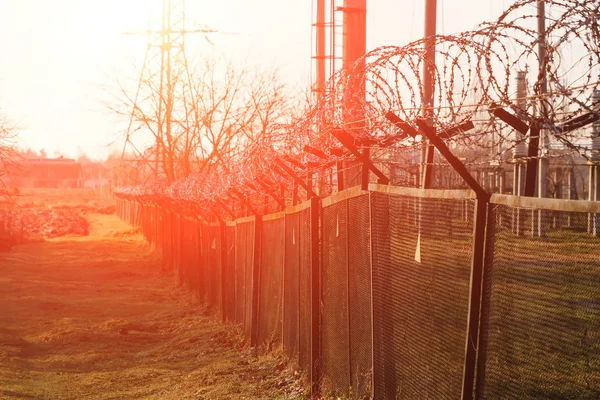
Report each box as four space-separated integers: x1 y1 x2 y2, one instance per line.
116 0 600 212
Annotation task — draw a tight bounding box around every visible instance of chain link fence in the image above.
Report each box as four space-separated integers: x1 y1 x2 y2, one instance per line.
235 218 255 337
321 190 373 398
115 185 600 399
298 205 313 375
370 188 475 399
477 197 600 400
283 211 300 362
223 223 237 322
258 214 285 349
322 198 351 396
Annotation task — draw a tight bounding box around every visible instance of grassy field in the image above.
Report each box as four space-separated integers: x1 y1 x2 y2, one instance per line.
1 187 115 213
0 198 303 399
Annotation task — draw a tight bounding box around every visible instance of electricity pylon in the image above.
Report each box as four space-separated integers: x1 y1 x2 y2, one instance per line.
122 0 217 181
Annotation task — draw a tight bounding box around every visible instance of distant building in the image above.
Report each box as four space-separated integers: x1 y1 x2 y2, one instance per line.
9 157 82 188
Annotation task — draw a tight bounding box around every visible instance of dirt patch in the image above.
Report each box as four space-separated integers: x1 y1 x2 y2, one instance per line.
52 204 116 215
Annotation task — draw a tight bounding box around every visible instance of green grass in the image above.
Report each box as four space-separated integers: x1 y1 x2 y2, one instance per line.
0 213 303 399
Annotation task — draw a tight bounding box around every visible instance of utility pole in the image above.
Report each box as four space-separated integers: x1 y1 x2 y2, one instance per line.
315 0 326 98
122 0 217 182
421 0 437 189
536 0 549 236
341 0 367 188
512 71 528 236
314 0 327 195
589 90 600 236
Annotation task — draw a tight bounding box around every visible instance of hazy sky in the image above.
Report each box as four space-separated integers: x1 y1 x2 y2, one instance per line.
0 0 512 160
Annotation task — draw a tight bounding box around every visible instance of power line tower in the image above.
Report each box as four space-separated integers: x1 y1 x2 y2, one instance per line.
122 0 217 182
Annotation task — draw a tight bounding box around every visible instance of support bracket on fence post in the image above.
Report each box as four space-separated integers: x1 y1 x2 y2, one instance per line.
488 105 542 198
274 159 317 198
414 119 486 199
215 199 237 221
384 111 415 139
331 128 390 189
489 105 530 135
304 145 328 160
556 111 600 133
255 179 286 210
231 189 258 216
209 206 225 225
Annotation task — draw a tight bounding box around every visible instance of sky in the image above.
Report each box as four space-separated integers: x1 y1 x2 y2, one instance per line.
0 0 514 160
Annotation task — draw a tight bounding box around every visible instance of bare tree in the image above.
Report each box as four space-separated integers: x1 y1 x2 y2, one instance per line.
0 114 18 193
111 54 296 185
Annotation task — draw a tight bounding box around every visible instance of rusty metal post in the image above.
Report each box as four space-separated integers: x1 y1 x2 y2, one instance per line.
421 0 437 189
250 215 262 346
473 204 496 399
461 195 490 400
310 196 322 398
220 221 227 321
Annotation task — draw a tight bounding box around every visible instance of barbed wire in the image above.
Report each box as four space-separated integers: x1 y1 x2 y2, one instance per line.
117 0 600 214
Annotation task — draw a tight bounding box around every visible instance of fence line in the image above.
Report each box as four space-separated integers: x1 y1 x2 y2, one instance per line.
115 184 600 399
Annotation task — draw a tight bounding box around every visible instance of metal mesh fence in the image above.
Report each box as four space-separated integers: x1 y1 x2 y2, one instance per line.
166 210 171 260
188 219 201 294
321 194 374 398
120 188 600 399
199 224 209 303
321 200 351 396
235 220 255 337
477 203 600 399
298 207 312 374
347 195 373 398
183 217 190 284
495 201 599 237
223 224 237 321
258 216 285 348
208 225 222 311
370 191 474 399
177 215 186 285
284 212 300 362
175 213 183 281
181 217 197 290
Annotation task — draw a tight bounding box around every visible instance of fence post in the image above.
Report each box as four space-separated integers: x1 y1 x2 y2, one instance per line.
461 195 490 400
310 196 322 398
250 215 262 346
220 221 227 322
152 205 156 247
178 213 184 284
473 203 497 399
153 205 157 247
